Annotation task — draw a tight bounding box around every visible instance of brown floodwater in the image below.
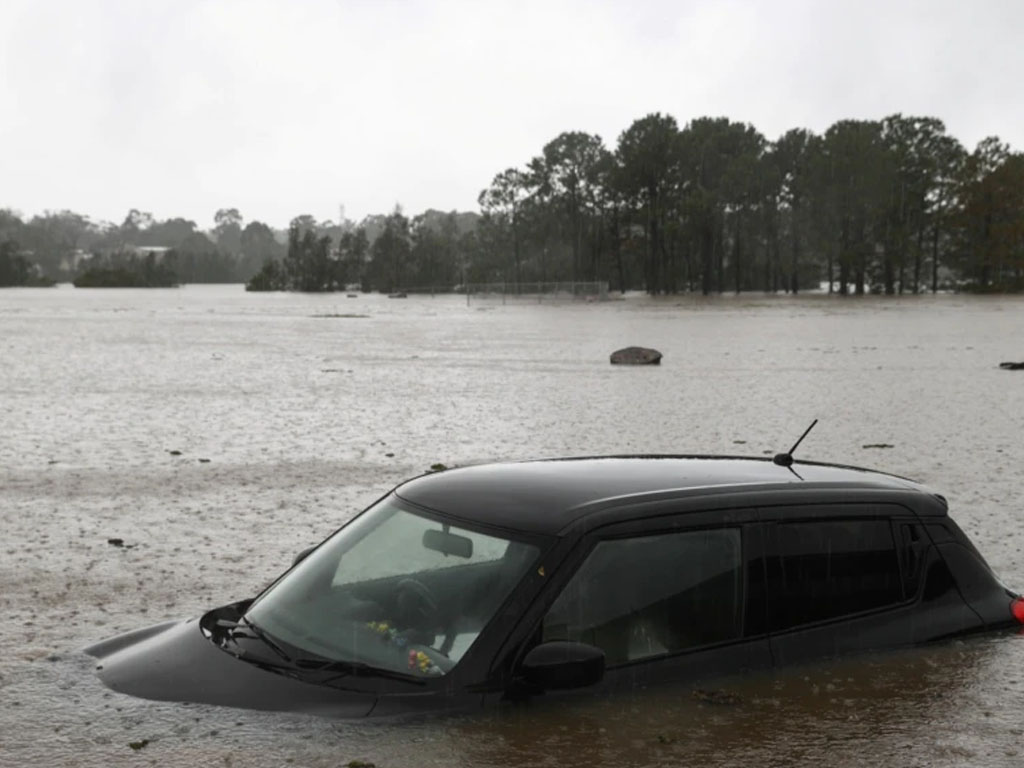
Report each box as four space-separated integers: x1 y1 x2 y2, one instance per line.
2 285 1023 767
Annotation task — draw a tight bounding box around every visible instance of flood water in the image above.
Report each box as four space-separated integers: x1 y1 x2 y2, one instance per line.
2 284 1024 767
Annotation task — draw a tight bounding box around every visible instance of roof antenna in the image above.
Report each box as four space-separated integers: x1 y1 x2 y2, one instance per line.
773 419 818 467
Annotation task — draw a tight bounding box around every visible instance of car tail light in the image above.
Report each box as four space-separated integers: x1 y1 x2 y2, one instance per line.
1012 597 1024 624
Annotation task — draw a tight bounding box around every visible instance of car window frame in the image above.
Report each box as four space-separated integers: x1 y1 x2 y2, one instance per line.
503 505 765 679
756 503 924 634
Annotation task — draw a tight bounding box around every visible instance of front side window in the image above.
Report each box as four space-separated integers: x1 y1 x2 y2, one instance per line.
245 498 539 678
542 528 744 666
766 519 902 631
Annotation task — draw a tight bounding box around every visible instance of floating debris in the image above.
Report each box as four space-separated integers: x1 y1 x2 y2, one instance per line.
862 443 894 449
107 538 124 547
999 362 1024 370
429 463 448 472
197 458 211 464
168 450 182 456
310 313 368 319
692 688 742 706
128 739 149 751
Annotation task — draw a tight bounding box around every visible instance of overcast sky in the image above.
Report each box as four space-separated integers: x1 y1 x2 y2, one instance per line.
3 0 1023 229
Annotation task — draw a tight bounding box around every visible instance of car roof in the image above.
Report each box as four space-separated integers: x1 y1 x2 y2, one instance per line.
394 455 941 536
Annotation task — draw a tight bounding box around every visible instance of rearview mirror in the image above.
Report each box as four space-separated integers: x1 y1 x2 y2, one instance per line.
519 641 605 690
422 529 473 558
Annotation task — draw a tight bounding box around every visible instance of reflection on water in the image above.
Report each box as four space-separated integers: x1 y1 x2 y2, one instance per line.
458 634 1024 767
2 285 1024 767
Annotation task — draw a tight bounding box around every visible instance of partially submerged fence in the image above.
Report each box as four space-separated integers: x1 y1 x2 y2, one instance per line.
463 281 609 304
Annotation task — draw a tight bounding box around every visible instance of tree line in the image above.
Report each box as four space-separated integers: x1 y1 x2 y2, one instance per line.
476 114 1024 295
0 203 480 291
3 112 1022 293
244 209 478 293
0 207 285 285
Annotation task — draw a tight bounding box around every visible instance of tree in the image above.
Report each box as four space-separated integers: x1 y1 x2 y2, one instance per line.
22 210 95 275
240 220 283 279
958 139 1024 289
120 209 154 238
147 217 198 247
614 114 681 294
675 117 765 294
213 208 243 255
926 134 967 292
337 227 369 289
528 132 609 284
0 209 24 244
289 214 318 236
765 129 820 292
877 115 956 293
165 232 237 283
479 168 531 286
0 239 31 286
283 221 334 292
367 207 411 292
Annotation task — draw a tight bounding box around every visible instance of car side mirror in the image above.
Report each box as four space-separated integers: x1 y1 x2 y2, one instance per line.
520 641 605 690
292 546 316 566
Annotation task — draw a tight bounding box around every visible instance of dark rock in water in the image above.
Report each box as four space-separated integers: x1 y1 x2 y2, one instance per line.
107 538 125 547
999 361 1024 370
168 450 182 456
610 346 662 365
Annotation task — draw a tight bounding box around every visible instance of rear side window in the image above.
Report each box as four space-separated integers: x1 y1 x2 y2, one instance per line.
766 520 902 632
542 528 743 666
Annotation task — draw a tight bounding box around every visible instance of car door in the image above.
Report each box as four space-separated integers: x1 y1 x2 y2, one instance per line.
758 503 947 666
511 508 773 698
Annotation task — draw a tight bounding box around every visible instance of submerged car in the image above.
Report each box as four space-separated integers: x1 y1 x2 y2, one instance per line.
86 455 1024 717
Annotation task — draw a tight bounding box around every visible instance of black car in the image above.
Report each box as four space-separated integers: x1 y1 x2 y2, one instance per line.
86 456 1024 717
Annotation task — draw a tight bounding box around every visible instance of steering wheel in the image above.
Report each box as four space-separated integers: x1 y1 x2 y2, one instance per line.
395 578 439 629
395 578 457 656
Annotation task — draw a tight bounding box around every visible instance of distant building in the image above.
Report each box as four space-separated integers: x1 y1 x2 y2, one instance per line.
59 248 91 273
132 246 172 260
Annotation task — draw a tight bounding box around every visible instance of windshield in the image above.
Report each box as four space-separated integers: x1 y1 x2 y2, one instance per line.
244 497 539 678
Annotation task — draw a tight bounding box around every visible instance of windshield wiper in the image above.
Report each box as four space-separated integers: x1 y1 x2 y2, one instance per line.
240 616 293 665
212 616 294 667
210 616 423 686
294 658 426 686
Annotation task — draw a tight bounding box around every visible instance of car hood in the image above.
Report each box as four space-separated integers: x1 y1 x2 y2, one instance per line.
84 615 376 717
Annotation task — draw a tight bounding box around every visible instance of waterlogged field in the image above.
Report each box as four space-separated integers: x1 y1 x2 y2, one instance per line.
2 285 1024 767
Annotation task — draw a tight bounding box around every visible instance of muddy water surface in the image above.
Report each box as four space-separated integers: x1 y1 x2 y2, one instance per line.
2 285 1024 767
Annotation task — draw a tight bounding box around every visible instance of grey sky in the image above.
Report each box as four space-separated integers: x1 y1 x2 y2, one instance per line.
3 0 1023 229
